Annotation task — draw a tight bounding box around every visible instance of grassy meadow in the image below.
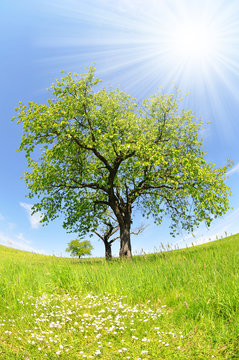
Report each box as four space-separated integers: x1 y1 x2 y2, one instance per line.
0 234 239 359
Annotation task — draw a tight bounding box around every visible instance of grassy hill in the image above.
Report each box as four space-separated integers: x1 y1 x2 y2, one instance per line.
0 235 239 359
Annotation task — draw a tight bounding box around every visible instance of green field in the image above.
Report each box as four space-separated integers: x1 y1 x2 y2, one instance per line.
0 234 239 359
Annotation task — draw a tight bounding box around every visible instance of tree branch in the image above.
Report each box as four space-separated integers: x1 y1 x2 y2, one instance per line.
51 181 108 193
94 231 104 241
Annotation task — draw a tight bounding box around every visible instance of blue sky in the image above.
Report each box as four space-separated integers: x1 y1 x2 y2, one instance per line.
1 0 239 257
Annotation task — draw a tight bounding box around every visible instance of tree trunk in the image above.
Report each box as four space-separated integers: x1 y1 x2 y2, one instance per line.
104 241 112 260
119 219 132 258
110 197 132 258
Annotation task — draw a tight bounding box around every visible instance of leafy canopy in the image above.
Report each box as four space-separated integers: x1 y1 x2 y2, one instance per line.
14 66 232 239
66 239 93 258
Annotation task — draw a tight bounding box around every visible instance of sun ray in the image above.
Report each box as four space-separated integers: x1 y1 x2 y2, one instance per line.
37 0 239 135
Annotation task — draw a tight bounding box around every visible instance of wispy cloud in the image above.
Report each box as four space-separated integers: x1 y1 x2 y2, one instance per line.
0 231 45 254
226 162 239 176
174 206 239 249
20 202 43 229
16 232 31 245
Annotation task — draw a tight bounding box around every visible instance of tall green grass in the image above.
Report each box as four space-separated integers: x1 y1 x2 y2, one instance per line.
0 235 239 359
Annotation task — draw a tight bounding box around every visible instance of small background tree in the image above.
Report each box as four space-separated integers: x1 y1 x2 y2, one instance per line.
66 239 93 259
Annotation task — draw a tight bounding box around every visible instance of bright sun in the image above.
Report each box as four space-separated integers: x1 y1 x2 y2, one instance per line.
169 20 221 65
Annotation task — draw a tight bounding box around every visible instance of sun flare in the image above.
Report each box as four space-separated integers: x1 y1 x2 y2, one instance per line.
169 20 221 65
40 0 239 111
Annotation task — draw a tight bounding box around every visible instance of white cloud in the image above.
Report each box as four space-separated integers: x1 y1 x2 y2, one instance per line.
0 231 45 254
0 211 45 254
0 232 14 246
173 206 239 249
16 232 31 245
226 162 239 176
20 202 43 229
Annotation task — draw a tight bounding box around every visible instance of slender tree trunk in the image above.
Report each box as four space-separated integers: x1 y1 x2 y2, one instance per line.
119 216 132 258
104 241 112 260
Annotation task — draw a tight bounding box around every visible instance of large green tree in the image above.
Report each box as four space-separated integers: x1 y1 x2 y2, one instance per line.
14 67 232 257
